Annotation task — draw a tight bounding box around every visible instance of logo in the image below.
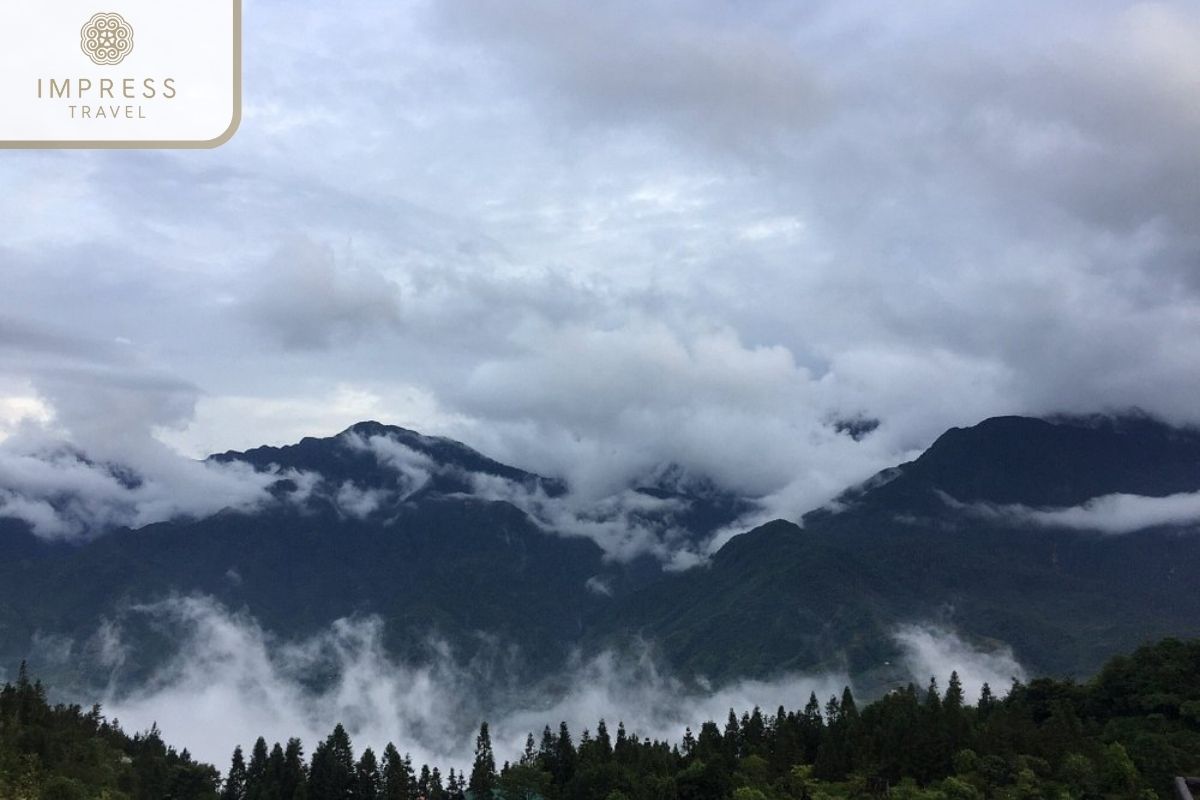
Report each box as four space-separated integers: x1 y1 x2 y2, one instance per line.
80 12 134 66
1 0 240 148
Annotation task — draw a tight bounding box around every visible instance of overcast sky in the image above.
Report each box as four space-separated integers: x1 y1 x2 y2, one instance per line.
1 0 1198 514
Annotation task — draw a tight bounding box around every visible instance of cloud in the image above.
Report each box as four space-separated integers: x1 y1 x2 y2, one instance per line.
0 391 52 442
333 482 390 519
452 317 901 526
158 384 466 460
2 0 1200 560
344 430 437 495
95 595 852 773
433 0 827 153
0 435 309 540
893 624 1027 703
86 599 1029 775
468 469 705 568
336 427 745 567
0 411 755 566
0 315 204 459
99 596 473 771
955 490 1200 535
584 576 613 597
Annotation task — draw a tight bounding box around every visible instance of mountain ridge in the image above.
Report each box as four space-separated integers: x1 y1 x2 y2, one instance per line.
2 411 1199 696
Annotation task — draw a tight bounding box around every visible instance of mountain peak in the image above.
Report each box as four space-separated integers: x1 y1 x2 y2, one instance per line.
911 413 1200 506
210 420 567 505
343 419 399 436
821 413 1200 514
340 419 434 442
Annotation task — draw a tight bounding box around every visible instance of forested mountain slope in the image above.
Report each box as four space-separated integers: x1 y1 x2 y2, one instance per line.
2 414 1199 693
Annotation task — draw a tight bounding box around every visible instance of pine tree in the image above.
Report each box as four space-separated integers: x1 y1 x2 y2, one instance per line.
768 704 798 774
309 725 355 800
222 745 248 800
614 722 633 766
813 692 854 781
681 727 696 758
945 671 965 710
520 733 537 766
331 726 355 778
696 720 723 765
553 721 576 787
268 743 287 799
924 678 942 713
468 722 497 798
840 688 858 722
978 682 996 715
723 709 741 763
824 695 841 724
246 737 270 800
537 725 557 776
380 744 411 800
353 747 380 800
595 719 613 761
417 765 432 799
403 755 417 798
429 767 445 800
282 738 307 800
446 768 465 799
916 677 950 782
577 727 593 767
944 671 969 755
801 691 824 762
309 742 333 800
804 692 823 726
743 707 766 755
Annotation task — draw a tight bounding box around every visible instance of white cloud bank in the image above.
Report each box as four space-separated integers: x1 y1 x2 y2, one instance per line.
953 490 1200 535
84 597 1025 774
331 427 768 568
893 624 1027 704
1019 491 1200 534
94 596 851 772
0 418 766 570
0 439 301 540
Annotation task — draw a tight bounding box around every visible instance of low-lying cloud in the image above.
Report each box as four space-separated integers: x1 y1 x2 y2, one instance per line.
1 420 764 569
893 624 1027 703
0 438 300 540
91 596 848 772
78 597 1024 774
320 427 765 568
951 490 1200 535
467 471 710 570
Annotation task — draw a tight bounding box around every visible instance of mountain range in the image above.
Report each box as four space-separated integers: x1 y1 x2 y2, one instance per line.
2 413 1199 695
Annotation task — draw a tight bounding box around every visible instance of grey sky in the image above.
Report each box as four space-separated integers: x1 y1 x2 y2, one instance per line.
1 0 1198 521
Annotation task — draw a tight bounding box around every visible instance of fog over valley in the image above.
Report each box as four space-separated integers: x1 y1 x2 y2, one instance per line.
14 595 1023 773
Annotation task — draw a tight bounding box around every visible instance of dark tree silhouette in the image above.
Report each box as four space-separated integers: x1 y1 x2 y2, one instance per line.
468 721 497 798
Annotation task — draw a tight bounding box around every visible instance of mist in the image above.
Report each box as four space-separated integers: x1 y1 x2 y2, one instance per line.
893 624 1027 703
0 421 762 571
0 436 299 541
82 596 1025 774
954 490 1200 536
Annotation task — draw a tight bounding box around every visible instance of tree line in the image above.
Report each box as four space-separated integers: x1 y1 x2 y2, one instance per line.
217 638 1200 800
5 637 1200 799
0 662 218 799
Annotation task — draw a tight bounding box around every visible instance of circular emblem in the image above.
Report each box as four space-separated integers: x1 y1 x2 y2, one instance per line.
80 12 134 66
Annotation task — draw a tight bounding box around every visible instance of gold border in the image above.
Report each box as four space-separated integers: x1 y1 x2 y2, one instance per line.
0 0 242 149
